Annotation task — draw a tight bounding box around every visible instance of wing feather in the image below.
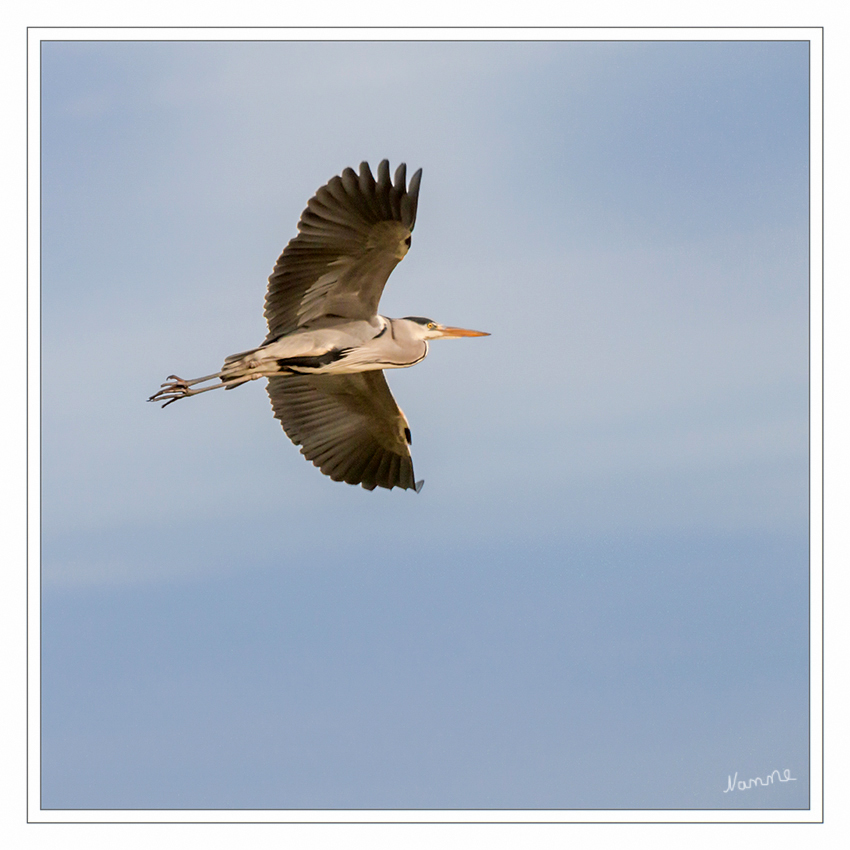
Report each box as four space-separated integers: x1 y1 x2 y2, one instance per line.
266 370 418 491
264 160 422 339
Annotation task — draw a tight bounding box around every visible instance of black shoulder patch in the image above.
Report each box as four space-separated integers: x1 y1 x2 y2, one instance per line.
277 348 349 372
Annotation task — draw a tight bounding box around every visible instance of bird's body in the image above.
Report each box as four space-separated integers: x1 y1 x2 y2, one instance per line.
221 315 430 382
149 160 488 491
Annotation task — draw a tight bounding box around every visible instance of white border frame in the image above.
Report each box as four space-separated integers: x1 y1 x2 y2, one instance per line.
26 25 824 825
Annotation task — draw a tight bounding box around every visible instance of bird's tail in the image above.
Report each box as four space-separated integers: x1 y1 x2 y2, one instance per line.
222 347 258 367
219 347 266 389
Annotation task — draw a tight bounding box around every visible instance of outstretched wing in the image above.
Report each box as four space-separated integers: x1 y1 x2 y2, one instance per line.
264 160 422 341
266 371 421 491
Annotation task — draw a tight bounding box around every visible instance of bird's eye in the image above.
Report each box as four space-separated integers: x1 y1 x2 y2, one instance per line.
427 322 436 330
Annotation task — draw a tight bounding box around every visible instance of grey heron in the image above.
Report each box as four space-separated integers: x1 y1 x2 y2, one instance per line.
148 160 488 492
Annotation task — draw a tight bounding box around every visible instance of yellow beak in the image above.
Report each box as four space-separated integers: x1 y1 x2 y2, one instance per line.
437 326 490 338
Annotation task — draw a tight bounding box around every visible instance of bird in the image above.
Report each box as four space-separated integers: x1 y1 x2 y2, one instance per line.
148 160 489 492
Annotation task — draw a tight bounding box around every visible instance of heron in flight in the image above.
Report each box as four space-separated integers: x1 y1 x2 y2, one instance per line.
149 160 488 492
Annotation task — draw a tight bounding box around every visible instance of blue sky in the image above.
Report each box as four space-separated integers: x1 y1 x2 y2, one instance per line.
39 39 810 810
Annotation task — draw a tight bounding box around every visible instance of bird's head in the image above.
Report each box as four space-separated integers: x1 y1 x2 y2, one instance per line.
402 316 490 341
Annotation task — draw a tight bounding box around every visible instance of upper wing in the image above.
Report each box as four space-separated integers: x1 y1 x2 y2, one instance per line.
266 370 421 491
264 160 422 340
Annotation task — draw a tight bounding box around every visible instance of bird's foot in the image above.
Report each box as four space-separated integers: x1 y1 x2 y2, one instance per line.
148 375 194 408
148 372 234 406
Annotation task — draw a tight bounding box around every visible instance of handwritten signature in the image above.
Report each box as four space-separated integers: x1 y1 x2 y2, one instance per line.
723 769 797 792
